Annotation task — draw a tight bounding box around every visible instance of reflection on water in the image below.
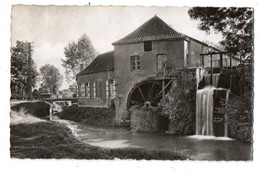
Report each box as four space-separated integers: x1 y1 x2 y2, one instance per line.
87 139 138 148
58 119 252 160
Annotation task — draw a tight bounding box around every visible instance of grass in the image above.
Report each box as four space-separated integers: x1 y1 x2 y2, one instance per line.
11 101 50 119
10 121 189 160
56 104 117 126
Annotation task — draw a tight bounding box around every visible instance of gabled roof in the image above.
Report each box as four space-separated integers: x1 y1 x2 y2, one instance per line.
112 15 186 45
77 51 114 77
112 15 222 52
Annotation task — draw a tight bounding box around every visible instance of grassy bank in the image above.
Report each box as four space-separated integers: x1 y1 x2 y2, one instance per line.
10 120 189 160
11 101 50 119
56 104 117 127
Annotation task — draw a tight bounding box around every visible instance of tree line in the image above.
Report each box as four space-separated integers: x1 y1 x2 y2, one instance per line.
11 34 97 99
11 41 64 99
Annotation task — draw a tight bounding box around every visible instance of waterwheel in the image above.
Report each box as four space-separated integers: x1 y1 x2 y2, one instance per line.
127 81 163 109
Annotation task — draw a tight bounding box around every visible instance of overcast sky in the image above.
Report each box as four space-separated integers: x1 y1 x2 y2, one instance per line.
11 5 223 89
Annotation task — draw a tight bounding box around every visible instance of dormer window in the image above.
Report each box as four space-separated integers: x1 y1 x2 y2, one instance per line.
144 41 152 51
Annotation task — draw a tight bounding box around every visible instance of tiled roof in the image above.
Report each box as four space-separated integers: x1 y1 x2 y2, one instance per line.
77 51 114 77
112 15 186 45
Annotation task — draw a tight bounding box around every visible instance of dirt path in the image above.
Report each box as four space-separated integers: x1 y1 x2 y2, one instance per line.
53 117 252 160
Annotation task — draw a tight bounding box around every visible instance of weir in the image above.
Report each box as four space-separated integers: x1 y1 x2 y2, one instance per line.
196 73 230 136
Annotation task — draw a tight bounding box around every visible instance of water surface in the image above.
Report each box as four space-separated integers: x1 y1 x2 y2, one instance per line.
62 121 252 161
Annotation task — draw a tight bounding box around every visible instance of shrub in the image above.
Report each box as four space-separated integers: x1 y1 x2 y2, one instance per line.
160 75 196 135
215 94 253 143
11 102 50 118
215 65 253 142
56 104 116 126
130 105 160 133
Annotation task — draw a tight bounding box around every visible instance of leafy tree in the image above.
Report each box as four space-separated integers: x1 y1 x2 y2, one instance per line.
188 7 253 61
32 89 40 99
11 41 39 99
39 64 63 94
62 33 97 85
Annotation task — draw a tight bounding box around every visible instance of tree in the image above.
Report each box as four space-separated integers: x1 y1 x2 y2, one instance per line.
32 89 40 99
62 33 97 85
11 41 39 99
39 64 63 94
188 7 253 61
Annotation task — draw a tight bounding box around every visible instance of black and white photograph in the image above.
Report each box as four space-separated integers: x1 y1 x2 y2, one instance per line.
9 5 254 161
1 1 258 171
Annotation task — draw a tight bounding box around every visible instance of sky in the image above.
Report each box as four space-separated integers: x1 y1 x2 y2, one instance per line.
11 5 223 90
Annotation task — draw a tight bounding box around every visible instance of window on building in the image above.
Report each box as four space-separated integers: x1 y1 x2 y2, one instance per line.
80 83 85 97
85 82 90 98
96 81 102 98
106 79 115 98
184 41 189 67
79 82 90 98
130 56 141 71
106 80 109 98
93 81 96 98
144 41 152 51
157 54 167 70
112 80 116 97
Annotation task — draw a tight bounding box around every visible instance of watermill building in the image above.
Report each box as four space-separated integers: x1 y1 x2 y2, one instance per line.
76 15 240 123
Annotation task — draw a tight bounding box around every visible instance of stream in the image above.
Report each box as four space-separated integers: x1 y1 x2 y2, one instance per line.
52 117 252 161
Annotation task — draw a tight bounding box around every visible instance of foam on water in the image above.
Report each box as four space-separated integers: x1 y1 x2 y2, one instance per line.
186 135 234 141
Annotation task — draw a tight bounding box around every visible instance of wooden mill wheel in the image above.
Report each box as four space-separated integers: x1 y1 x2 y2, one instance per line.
127 81 163 109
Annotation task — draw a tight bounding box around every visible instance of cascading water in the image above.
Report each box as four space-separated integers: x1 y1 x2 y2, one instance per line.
196 86 215 135
196 73 230 136
224 90 230 137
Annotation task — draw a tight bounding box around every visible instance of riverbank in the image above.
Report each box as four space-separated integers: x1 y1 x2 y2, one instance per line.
55 118 252 160
10 101 252 160
10 107 188 160
56 104 118 127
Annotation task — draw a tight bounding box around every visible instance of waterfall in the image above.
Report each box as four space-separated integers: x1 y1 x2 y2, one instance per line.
224 90 230 137
196 86 215 135
196 86 230 136
204 74 220 87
